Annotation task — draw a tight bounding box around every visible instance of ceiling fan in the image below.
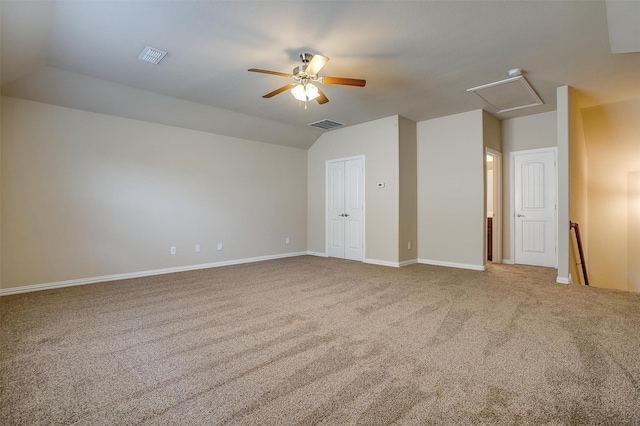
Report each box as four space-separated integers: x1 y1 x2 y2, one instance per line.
248 53 366 108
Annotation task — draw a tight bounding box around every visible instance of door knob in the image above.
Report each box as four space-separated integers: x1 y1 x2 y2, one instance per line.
344 213 350 217
517 214 525 217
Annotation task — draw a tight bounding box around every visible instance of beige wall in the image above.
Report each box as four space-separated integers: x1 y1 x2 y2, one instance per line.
482 111 502 153
556 87 570 283
629 172 640 293
0 94 2 288
1 97 308 289
4 92 637 294
501 111 557 263
582 98 640 292
0 91 2 289
307 116 400 264
568 87 589 285
398 116 417 263
417 110 485 269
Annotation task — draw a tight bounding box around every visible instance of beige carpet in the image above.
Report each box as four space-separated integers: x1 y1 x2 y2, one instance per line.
1 256 639 425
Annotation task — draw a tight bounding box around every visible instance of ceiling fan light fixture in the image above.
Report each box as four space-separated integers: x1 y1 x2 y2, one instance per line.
305 83 320 100
291 84 305 101
291 83 320 101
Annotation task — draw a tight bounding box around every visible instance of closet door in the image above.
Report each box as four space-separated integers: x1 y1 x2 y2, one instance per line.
327 158 364 260
343 159 364 260
327 161 346 258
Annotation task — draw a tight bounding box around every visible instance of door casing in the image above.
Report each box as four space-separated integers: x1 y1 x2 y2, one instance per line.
486 148 502 264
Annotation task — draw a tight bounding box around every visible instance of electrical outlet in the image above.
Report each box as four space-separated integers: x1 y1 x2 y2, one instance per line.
195 244 201 253
286 237 290 244
170 246 176 255
408 242 412 250
217 243 223 251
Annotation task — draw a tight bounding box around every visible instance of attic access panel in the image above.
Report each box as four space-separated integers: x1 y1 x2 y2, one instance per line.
467 75 543 113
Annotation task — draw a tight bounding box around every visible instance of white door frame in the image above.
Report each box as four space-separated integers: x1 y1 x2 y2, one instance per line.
325 155 366 260
486 148 502 264
510 147 558 266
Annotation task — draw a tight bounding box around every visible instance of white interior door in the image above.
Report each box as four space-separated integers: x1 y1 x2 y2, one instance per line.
327 158 364 261
344 159 364 260
328 161 346 258
514 149 557 267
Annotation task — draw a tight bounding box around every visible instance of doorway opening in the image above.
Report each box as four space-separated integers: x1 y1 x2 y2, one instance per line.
486 149 502 264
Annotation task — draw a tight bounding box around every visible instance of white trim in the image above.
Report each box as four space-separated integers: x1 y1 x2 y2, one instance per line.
486 148 502 265
307 251 329 257
0 251 308 297
364 258 400 268
556 275 571 284
326 154 366 163
501 259 514 264
418 258 486 271
356 258 418 268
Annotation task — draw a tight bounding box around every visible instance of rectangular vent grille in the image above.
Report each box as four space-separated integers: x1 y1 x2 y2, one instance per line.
308 119 344 130
467 75 543 113
137 46 167 65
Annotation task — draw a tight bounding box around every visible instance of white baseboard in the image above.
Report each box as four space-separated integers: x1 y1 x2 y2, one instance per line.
306 251 329 257
0 251 308 297
556 274 571 285
312 254 415 268
501 259 514 264
418 258 486 271
364 258 400 268
363 259 418 268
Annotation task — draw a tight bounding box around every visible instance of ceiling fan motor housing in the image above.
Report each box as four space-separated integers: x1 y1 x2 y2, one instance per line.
293 65 307 78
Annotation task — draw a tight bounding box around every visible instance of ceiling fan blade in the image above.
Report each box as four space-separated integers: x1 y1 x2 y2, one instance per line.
315 87 329 104
248 68 291 78
263 84 296 98
305 54 329 76
321 76 366 87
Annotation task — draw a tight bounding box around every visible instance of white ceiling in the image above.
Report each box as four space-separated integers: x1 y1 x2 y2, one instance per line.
2 0 639 149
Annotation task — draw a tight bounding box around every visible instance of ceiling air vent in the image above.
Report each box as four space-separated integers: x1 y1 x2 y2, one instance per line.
137 46 167 65
308 119 344 130
467 69 543 113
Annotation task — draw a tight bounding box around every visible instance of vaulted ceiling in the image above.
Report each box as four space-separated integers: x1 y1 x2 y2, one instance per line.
2 1 639 149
